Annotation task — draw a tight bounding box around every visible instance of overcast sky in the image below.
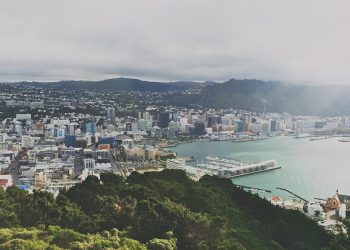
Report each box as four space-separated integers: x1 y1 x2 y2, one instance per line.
1 1 350 84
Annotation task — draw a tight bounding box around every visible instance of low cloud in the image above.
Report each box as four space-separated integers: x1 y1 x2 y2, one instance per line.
1 0 350 84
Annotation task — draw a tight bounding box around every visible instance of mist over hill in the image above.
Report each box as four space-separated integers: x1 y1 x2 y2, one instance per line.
170 79 350 116
7 77 350 115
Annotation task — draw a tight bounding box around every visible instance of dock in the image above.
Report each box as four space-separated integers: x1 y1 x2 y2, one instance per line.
235 184 272 193
228 165 281 178
276 187 308 202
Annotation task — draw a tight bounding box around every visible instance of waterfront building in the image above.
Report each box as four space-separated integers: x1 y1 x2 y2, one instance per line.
207 115 220 128
338 194 350 217
270 120 277 132
194 121 206 135
222 115 235 126
325 191 349 220
125 147 145 161
235 120 244 133
326 192 341 210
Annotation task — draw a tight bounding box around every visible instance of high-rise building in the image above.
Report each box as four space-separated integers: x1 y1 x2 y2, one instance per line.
194 121 206 135
106 107 116 125
315 121 325 129
270 120 277 132
158 112 170 129
126 122 132 131
143 112 151 120
86 122 97 134
208 115 221 128
235 120 244 133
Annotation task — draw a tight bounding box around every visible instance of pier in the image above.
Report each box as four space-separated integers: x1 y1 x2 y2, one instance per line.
276 187 308 202
235 184 272 193
200 156 281 178
229 165 281 178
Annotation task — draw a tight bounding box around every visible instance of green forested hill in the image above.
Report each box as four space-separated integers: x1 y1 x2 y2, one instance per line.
0 169 348 249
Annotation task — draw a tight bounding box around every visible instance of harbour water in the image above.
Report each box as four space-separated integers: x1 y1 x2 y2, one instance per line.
173 136 350 200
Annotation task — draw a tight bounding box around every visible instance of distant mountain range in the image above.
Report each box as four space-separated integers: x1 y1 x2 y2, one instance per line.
7 77 350 115
13 78 208 92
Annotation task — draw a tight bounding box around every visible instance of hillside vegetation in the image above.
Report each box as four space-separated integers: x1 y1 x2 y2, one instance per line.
0 169 347 249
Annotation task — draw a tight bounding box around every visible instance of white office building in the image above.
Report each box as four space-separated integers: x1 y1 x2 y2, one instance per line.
83 158 96 169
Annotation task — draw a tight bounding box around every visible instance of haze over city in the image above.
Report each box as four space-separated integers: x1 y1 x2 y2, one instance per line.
1 0 350 84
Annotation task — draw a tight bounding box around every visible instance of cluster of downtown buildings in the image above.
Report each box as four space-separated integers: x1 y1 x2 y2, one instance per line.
150 110 350 140
1 84 350 197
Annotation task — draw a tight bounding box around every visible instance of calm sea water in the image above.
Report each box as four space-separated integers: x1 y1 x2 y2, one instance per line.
173 136 350 200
